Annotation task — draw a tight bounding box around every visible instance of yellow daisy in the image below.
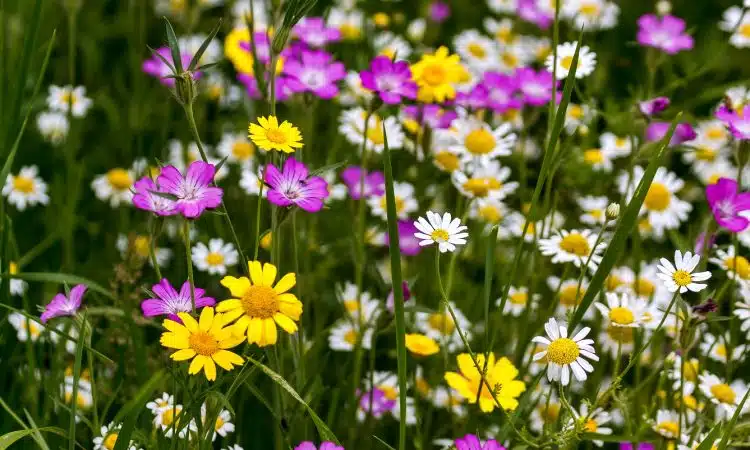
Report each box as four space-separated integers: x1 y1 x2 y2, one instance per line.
444 352 526 413
410 46 464 103
248 116 303 153
160 307 244 382
405 333 440 356
217 261 303 347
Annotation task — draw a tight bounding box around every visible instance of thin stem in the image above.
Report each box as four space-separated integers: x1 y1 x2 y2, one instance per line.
183 220 196 313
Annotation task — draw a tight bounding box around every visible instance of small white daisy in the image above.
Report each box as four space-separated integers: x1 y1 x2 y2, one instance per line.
720 6 750 48
327 7 364 41
367 181 418 220
599 132 634 158
373 31 413 60
581 147 614 172
564 403 613 446
209 408 235 440
430 386 467 417
700 333 746 364
529 395 562 433
413 211 469 253
11 312 46 342
5 261 28 296
709 245 750 286
93 422 141 450
191 238 239 275
487 0 518 14
651 409 680 439
116 234 172 268
448 117 516 167
538 229 606 272
561 0 620 31
545 41 597 79
656 250 712 293
2 166 49 210
563 103 594 135
498 286 537 316
532 317 599 385
154 403 195 438
666 352 700 393
578 196 611 226
337 282 382 323
329 319 374 351
415 304 472 352
547 276 592 320
46 85 93 117
454 29 499 73
698 372 749 420
735 296 750 337
452 160 519 200
146 392 175 414
338 108 405 153
91 166 136 207
216 132 256 168
36 111 69 145
239 166 267 197
595 292 649 328
469 198 507 225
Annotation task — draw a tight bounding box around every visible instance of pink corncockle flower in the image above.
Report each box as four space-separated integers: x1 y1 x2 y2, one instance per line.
157 161 223 219
429 1 451 23
475 72 522 113
403 105 457 129
386 220 423 256
41 284 86 323
645 121 696 146
455 434 506 450
237 32 272 64
639 96 670 116
293 17 341 48
636 14 694 54
283 50 345 99
237 73 292 101
294 442 344 450
141 279 215 322
706 177 750 232
619 444 654 450
265 157 329 212
357 388 396 418
517 0 552 29
716 105 750 140
142 47 199 86
359 56 417 104
516 68 557 106
340 166 385 199
132 177 177 216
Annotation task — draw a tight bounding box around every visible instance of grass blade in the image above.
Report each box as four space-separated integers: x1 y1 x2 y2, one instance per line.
718 387 750 449
0 427 66 450
187 19 222 72
112 370 166 450
2 271 114 300
698 423 722 450
163 17 182 74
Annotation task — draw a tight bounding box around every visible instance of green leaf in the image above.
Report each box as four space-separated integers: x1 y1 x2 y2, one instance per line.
309 160 349 177
373 435 397 450
188 19 223 72
569 115 681 328
0 427 66 450
163 17 183 74
147 45 175 74
112 370 166 450
1 271 114 300
245 356 340 444
697 423 722 450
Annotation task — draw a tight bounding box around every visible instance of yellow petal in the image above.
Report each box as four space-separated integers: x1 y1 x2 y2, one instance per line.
278 295 302 320
171 349 196 361
189 355 206 375
492 357 519 383
247 317 263 344
262 318 277 346
212 350 243 370
231 315 251 337
479 397 496 413
199 307 215 331
457 353 480 380
273 273 296 294
273 313 298 334
258 116 270 129
249 261 264 286
161 332 189 349
501 380 526 398
444 372 474 401
220 307 245 325
268 115 279 128
178 313 199 332
216 299 242 312
262 263 278 287
220 277 251 298
203 357 217 381
163 319 187 333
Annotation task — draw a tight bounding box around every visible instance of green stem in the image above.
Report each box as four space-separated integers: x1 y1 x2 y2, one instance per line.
183 220 196 313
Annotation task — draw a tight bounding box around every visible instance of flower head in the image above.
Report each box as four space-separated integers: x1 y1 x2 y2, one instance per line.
141 279 216 322
293 17 341 48
545 42 597 79
340 166 385 199
413 211 469 253
716 104 750 140
410 46 465 103
2 166 49 211
455 434 506 450
639 96 670 116
656 250 712 293
533 318 598 385
41 284 87 323
706 177 750 232
155 161 223 219
444 352 526 412
284 49 345 99
359 55 417 104
265 157 329 212
249 116 304 153
405 333 440 356
645 121 696 146
47 85 93 118
637 14 694 54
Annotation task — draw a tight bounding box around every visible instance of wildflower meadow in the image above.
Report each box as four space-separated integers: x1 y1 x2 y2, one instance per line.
5 0 750 448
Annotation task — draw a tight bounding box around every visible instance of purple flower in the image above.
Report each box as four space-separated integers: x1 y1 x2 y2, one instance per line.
645 121 696 146
157 161 223 219
706 177 750 232
293 17 341 48
141 279 215 322
476 72 522 113
619 444 654 450
358 388 395 418
340 166 385 199
386 281 412 313
238 32 273 64
386 220 423 256
41 284 86 323
359 56 417 104
516 68 556 107
294 442 344 450
132 177 177 216
638 97 670 116
402 105 457 129
517 0 552 29
265 157 329 212
429 1 451 23
636 14 694 54
283 50 345 99
142 47 199 86
694 231 717 256
455 434 506 450
716 105 750 140
238 73 292 101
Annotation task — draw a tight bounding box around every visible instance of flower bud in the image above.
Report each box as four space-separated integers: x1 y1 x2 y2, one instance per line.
656 1 671 15
606 203 620 219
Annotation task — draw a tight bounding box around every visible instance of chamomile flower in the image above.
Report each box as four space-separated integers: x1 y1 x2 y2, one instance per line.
91 165 136 207
487 0 518 14
581 147 614 172
563 103 594 135
656 250 712 293
93 422 141 450
327 7 363 41
700 333 746 363
338 108 405 153
529 395 562 433
599 323 637 356
62 375 93 412
452 160 519 200
498 286 537 316
565 403 613 446
367 181 418 220
430 386 467 416
545 42 597 79
693 119 731 149
735 296 750 336
116 234 172 267
5 262 27 296
336 282 381 323
546 276 591 320
710 246 750 286
595 292 649 328
191 239 239 276
329 320 373 351
562 0 620 31
216 132 256 167
720 6 750 48
206 408 235 440
373 31 413 60
146 393 175 414
599 132 634 158
2 166 49 210
415 303 472 352
8 312 45 342
248 116 303 153
698 372 748 420
631 261 673 305
578 196 611 226
453 30 499 73
36 111 69 145
498 211 546 242
484 17 515 44
666 352 700 393
652 410 680 439
533 318 598 385
239 167 266 197
449 117 516 167
470 198 507 225
46 85 93 117
444 352 526 412
154 403 194 438
413 211 469 253
538 229 606 272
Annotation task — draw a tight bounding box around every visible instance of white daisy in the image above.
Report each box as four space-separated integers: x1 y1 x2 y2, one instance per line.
484 17 515 45
577 196 611 226
497 40 533 73
538 229 606 272
191 238 239 275
373 31 413 60
406 18 426 42
93 422 141 450
36 111 69 145
91 166 136 207
656 250 712 293
533 318 598 385
632 261 678 306
498 286 537 316
62 376 93 412
720 6 750 48
693 119 731 150
116 234 172 267
682 144 731 175
651 410 680 439
452 160 519 200
469 198 507 225
415 304 472 352
339 70 374 106
203 72 243 108
239 166 267 197
563 103 594 135
448 117 516 167
666 352 700 393
599 132 633 158
700 333 746 364
710 245 750 286
430 386 467 417
454 30 499 73
581 147 614 172
564 403 613 446
679 433 720 450
698 372 749 420
367 181 417 220
595 292 649 328
216 132 256 167
327 7 363 41
208 408 235 440
413 211 469 253
547 276 593 320
498 211 547 243
46 85 93 117
529 394 562 433
147 393 175 414
561 0 619 31
154 403 195 438
545 41 597 79
338 108 405 153
2 166 49 210
603 265 635 293
487 0 518 14
329 319 374 351
5 261 28 296
735 296 750 337
337 282 381 324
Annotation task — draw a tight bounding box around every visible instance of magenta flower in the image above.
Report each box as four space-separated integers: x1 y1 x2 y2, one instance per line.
142 47 199 86
455 434 506 450
694 231 717 256
293 17 341 48
429 1 451 23
283 50 345 99
516 68 556 106
237 32 273 64
294 443 344 450
238 73 292 101
636 14 694 54
620 444 654 450
41 284 86 323
358 388 395 418
132 177 177 216
639 97 670 116
645 121 696 146
403 105 457 129
706 177 750 232
716 105 750 140
386 220 423 256
141 279 215 322
265 157 329 212
517 0 552 29
359 56 417 104
340 166 385 199
157 161 223 219
476 72 522 113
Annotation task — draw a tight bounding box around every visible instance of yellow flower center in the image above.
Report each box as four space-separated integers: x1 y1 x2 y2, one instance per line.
373 12 390 28
711 383 736 404
64 391 88 408
422 64 447 86
583 149 604 164
133 236 151 258
633 278 655 297
430 229 450 242
232 141 254 160
343 299 359 313
559 285 584 307
609 306 635 325
379 385 398 400
583 418 598 432
107 168 133 191
606 325 634 343
189 331 219 356
9 262 19 275
344 329 358 345
716 344 727 358
672 270 692 287
509 292 528 305
339 24 361 40
464 128 496 155
434 151 460 172
463 177 502 197
741 23 750 38
13 176 35 193
644 182 671 211
695 147 716 161
559 233 591 257
496 28 513 43
539 404 560 423
568 105 583 119
467 43 486 59
379 195 405 213
683 360 699 381
579 2 599 16
560 55 574 70
546 338 580 365
606 274 623 291
161 406 182 426
206 252 225 266
467 377 500 401
265 129 288 144
61 92 78 105
615 137 627 147
260 232 273 250
706 126 726 140
657 421 679 437
103 433 119 450
241 285 279 319
501 52 519 68
478 205 502 223
367 126 385 146
725 256 750 279
208 85 223 100
590 209 604 221
416 377 431 396
427 313 455 335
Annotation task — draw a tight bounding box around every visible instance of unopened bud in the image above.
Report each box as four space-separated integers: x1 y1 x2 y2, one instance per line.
656 0 671 15
175 72 197 106
606 203 620 219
